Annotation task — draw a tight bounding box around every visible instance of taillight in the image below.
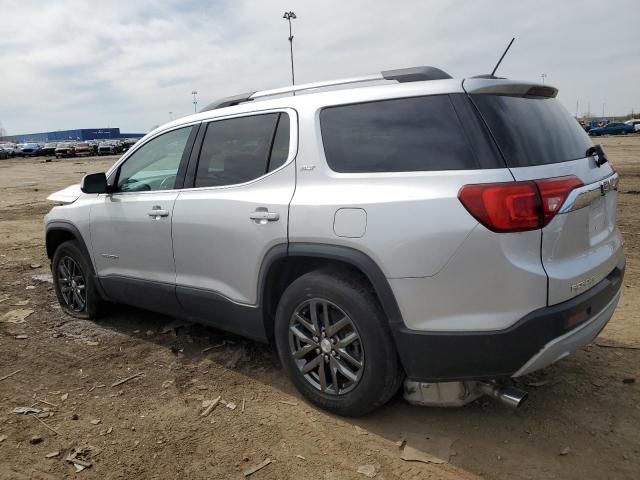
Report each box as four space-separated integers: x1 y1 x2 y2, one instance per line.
458 176 583 233
535 176 584 224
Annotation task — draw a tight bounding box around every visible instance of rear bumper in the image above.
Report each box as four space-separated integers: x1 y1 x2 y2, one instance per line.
392 258 625 382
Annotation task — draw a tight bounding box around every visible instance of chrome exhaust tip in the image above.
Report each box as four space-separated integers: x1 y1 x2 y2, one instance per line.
479 383 528 409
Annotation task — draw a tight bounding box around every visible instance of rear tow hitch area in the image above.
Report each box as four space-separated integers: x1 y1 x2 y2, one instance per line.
404 380 528 409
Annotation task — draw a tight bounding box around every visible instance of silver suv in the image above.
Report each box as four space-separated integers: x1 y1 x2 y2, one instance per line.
44 66 624 416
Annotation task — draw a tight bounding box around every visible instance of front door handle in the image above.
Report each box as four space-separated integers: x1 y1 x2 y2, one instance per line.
148 206 169 218
249 208 280 224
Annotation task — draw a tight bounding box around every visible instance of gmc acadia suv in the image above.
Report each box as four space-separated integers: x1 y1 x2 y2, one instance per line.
44 66 624 416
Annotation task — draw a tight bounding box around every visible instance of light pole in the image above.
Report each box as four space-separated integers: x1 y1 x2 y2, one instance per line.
541 73 547 85
283 11 297 87
192 90 198 113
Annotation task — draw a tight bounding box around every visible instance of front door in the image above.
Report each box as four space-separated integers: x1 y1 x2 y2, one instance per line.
90 125 196 314
171 111 296 339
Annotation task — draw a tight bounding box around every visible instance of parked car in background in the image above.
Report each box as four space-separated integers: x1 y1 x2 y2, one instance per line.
55 142 76 158
86 141 99 155
41 143 58 156
589 122 635 136
625 119 640 132
121 138 139 152
0 143 19 157
0 146 9 159
74 142 93 156
98 141 121 155
20 143 42 156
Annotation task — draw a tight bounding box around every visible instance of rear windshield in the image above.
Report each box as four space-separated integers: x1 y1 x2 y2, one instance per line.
471 95 592 168
320 95 481 173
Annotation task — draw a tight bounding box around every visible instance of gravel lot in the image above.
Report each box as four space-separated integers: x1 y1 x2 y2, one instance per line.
0 137 638 479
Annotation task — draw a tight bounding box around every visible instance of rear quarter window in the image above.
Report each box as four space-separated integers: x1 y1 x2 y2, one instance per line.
320 95 482 173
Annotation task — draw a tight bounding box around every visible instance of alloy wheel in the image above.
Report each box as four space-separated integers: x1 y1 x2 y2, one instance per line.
288 299 364 395
57 256 86 312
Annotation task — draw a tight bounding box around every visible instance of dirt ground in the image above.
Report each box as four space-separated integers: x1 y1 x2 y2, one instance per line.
0 137 638 480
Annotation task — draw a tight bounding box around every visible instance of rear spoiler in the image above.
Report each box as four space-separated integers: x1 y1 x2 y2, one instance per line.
462 78 558 98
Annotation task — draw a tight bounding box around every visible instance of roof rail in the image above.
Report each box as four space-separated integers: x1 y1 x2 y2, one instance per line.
200 65 452 112
200 92 256 112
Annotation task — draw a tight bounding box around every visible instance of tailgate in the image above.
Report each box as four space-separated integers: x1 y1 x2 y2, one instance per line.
467 84 624 305
509 159 622 304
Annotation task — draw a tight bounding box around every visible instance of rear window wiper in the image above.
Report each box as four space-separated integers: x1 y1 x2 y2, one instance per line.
586 144 608 167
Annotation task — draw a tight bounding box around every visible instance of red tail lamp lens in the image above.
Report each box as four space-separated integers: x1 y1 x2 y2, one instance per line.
458 176 583 233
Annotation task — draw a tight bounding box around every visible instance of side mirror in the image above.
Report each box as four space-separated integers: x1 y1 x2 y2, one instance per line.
80 172 109 194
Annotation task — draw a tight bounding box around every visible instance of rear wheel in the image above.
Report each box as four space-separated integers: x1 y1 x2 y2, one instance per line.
52 240 101 319
274 269 403 416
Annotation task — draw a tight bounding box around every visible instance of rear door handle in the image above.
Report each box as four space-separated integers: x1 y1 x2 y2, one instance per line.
249 208 280 223
148 206 169 218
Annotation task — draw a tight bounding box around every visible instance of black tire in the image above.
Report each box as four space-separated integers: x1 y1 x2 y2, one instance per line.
274 269 404 416
52 240 101 319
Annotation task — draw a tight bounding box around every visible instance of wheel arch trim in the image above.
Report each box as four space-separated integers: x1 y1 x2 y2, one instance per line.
45 221 109 300
281 243 404 327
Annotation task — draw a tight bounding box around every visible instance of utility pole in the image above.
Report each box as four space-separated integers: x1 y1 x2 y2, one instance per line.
575 100 579 118
283 11 297 88
541 73 547 85
192 91 198 113
602 103 605 119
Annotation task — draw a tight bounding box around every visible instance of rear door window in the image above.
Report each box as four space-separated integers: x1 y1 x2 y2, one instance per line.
471 95 593 168
320 95 481 173
195 112 289 188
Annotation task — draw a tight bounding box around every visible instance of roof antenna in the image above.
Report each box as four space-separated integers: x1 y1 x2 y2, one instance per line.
490 37 515 77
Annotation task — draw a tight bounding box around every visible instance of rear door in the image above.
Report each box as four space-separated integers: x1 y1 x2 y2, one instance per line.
468 84 623 305
171 110 296 338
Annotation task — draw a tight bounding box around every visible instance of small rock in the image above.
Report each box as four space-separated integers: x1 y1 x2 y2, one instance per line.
71 414 79 420
29 264 42 269
560 447 571 456
622 378 635 384
134 440 140 447
226 402 237 410
90 419 101 425
86 341 99 346
30 436 43 445
15 335 28 340
45 451 60 458
0 434 7 443
61 393 69 401
357 464 377 478
107 426 113 434
26 285 36 290
146 330 154 336
354 425 369 435
162 380 174 389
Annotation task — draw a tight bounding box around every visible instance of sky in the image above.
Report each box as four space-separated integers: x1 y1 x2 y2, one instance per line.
1 0 639 135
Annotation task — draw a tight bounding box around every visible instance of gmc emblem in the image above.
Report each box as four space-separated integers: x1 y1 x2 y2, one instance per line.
600 176 618 195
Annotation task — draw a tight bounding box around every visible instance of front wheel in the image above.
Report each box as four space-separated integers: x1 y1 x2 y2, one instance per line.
274 269 403 416
52 240 101 319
